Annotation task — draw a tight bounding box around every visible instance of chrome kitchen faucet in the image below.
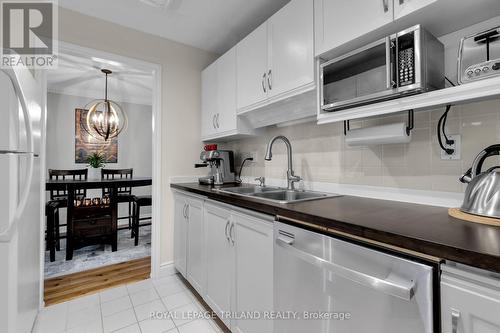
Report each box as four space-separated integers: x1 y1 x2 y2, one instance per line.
264 135 301 190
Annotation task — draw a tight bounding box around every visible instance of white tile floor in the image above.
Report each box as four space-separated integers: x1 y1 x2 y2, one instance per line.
34 274 223 333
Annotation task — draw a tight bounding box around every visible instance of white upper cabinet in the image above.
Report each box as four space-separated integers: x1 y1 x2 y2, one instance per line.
268 0 314 98
201 62 218 139
394 0 437 20
201 47 253 141
314 0 394 56
236 22 269 109
217 47 238 133
202 0 315 130
236 0 315 113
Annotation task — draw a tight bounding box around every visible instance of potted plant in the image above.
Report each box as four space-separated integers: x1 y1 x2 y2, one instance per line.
87 152 105 179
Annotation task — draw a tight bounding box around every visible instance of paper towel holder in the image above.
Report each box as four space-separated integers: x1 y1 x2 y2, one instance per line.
343 110 414 136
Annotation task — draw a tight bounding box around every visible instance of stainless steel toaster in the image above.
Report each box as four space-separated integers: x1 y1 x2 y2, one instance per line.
458 26 500 84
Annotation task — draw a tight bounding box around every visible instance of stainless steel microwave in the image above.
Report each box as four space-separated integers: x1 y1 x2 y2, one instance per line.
320 25 444 112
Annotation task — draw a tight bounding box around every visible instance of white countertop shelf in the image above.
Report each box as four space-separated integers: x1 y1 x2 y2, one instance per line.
317 77 500 124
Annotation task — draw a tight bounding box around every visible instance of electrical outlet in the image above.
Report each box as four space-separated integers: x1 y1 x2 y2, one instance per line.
441 134 461 160
241 152 257 162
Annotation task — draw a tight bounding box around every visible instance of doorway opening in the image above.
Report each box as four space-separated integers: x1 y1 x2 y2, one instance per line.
41 42 162 306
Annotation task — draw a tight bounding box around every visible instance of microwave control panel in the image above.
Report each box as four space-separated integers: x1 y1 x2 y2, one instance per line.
398 32 415 87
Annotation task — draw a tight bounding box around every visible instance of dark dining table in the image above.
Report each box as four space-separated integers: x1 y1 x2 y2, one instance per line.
45 177 152 261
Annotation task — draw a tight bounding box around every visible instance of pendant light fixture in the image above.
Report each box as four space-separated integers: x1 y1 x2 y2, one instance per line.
85 69 127 141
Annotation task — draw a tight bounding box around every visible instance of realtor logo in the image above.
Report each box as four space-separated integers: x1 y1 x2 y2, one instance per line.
1 1 58 68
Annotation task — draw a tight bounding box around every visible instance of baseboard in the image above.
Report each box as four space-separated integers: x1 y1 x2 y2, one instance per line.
158 261 177 277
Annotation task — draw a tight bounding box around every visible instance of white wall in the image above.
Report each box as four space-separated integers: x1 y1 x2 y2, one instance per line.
223 99 500 194
47 92 152 174
57 7 217 265
46 92 153 219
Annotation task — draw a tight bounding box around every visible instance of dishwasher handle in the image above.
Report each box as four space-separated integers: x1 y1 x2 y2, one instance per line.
276 237 415 301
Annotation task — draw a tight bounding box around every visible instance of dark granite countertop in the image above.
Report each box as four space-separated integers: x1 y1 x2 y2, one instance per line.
171 182 500 274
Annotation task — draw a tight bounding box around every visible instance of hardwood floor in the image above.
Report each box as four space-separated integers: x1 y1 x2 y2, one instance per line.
44 257 151 306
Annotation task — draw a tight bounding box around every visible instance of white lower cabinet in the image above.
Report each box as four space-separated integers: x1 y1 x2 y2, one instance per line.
173 192 188 277
232 211 274 333
204 203 234 328
441 264 500 333
173 192 205 294
186 197 204 295
200 199 274 332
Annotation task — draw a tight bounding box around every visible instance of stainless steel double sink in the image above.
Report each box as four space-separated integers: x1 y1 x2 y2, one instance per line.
215 185 340 204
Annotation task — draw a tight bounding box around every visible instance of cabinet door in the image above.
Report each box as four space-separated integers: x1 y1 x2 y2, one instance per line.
186 197 204 295
173 193 187 277
441 270 500 333
268 0 314 98
201 62 218 138
236 22 269 109
232 212 273 333
217 47 237 133
315 0 393 55
204 203 233 328
394 0 437 20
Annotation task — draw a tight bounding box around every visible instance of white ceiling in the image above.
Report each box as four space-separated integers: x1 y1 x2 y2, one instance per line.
47 52 154 105
58 0 290 55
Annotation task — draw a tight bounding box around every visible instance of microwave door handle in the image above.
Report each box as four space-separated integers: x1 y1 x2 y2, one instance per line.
390 38 398 88
276 237 415 301
385 37 392 89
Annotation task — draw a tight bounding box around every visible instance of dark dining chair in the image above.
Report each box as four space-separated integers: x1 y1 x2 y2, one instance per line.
132 195 152 246
101 168 136 231
46 169 88 259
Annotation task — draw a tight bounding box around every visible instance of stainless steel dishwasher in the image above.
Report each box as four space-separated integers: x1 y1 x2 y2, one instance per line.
274 222 434 333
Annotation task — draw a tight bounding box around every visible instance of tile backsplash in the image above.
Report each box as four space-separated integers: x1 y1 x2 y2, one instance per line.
222 99 500 193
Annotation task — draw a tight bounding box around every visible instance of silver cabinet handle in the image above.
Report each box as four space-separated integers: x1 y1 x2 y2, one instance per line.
267 69 272 90
383 0 389 12
212 114 216 129
182 203 187 219
451 309 460 333
262 72 267 93
225 220 230 242
185 204 189 219
276 237 415 301
229 222 235 245
216 113 220 129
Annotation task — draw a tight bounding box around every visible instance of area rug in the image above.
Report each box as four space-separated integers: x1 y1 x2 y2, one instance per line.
44 225 151 279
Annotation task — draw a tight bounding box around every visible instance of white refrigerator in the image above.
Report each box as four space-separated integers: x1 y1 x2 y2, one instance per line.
0 66 44 333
